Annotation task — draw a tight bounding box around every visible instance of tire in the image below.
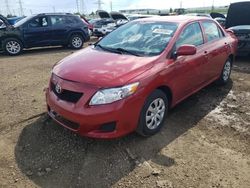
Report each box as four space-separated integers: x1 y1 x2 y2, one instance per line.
2 38 23 56
216 58 232 85
69 34 84 49
136 89 168 137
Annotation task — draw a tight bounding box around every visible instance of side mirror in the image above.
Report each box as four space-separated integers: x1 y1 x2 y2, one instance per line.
176 45 197 56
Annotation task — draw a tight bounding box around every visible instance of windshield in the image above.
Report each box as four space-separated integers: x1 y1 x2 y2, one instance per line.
97 21 178 56
14 15 34 27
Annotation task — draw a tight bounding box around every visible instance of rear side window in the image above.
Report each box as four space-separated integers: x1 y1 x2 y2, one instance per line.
50 15 81 26
51 16 64 26
176 22 204 48
67 16 82 24
202 21 221 42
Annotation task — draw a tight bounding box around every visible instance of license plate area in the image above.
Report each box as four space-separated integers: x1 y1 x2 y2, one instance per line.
48 108 80 131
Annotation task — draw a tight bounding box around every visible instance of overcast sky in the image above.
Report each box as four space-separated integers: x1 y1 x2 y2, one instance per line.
0 0 249 16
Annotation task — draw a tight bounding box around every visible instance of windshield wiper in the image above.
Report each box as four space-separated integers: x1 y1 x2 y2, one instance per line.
114 48 142 57
95 44 141 56
95 44 122 54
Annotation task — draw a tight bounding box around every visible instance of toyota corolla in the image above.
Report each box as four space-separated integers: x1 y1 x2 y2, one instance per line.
46 16 238 139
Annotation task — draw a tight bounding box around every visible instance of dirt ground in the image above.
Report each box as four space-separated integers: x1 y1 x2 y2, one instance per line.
0 44 249 188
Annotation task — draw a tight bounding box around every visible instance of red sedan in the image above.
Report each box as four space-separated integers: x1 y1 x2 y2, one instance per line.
46 16 238 139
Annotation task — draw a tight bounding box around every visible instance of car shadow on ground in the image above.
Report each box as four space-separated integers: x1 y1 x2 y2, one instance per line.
15 81 233 188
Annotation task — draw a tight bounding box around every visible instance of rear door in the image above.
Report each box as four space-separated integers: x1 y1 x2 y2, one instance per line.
23 16 52 47
50 15 75 45
201 21 229 80
173 22 208 100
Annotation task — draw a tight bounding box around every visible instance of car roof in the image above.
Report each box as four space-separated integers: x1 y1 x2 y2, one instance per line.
136 15 213 24
37 13 74 16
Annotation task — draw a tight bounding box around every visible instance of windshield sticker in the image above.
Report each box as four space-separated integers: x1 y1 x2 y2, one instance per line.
152 29 173 35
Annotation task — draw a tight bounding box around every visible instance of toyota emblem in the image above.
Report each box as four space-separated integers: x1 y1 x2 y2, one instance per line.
55 83 62 94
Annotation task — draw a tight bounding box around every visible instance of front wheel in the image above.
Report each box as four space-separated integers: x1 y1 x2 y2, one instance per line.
216 58 232 85
136 90 168 137
69 34 84 49
3 38 23 56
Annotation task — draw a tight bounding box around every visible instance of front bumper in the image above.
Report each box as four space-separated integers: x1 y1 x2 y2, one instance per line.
45 76 144 139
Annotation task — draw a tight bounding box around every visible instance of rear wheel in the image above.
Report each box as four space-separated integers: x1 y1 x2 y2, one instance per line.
136 90 168 137
69 34 84 49
3 38 23 56
216 58 232 85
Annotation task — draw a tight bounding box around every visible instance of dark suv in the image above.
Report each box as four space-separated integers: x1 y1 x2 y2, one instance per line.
0 13 90 55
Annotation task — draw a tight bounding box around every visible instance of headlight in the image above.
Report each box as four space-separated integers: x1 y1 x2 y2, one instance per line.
89 82 139 105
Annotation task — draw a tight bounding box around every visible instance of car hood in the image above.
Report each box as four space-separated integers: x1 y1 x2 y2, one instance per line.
97 10 111 19
226 2 250 28
53 47 156 87
110 12 128 20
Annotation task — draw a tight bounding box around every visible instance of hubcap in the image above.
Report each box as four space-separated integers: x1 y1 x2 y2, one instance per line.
223 61 231 81
146 98 166 130
6 41 21 54
72 37 82 48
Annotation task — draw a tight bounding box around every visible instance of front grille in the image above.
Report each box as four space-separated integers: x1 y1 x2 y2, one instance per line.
51 82 83 103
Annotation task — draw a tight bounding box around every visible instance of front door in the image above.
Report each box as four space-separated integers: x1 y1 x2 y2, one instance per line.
172 22 208 101
23 16 52 47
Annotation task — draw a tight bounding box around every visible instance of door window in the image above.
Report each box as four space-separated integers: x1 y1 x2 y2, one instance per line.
28 17 48 28
202 21 221 42
51 16 65 26
176 22 204 48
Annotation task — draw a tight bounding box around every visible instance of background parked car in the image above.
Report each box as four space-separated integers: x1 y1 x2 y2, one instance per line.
92 18 115 37
79 15 93 36
185 13 212 18
92 10 128 37
226 1 250 56
125 14 158 21
214 17 226 28
0 13 90 55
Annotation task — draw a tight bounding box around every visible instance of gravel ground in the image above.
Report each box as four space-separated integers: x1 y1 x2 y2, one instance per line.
0 44 249 188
